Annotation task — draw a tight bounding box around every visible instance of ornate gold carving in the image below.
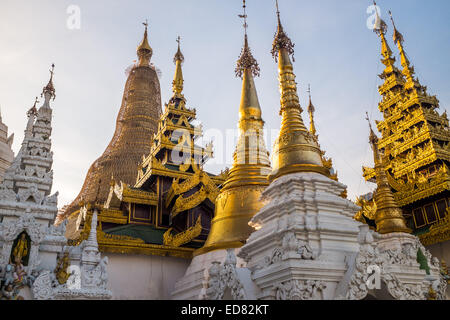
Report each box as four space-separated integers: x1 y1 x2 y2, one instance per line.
98 209 128 225
67 212 92 246
171 184 219 217
97 228 145 245
98 222 194 259
54 251 70 285
163 216 202 247
354 197 377 223
166 170 219 207
110 181 158 205
419 215 450 246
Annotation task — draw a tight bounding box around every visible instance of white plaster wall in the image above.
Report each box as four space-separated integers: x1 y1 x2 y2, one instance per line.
105 253 190 300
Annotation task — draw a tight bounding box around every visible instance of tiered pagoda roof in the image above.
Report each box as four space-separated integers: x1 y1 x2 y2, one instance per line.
357 9 450 244
68 38 226 258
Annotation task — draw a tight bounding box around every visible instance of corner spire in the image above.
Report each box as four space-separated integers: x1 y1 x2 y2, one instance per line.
365 112 411 234
269 1 328 181
388 11 421 92
172 36 184 98
372 2 396 69
366 112 380 162
307 85 317 137
41 64 56 103
137 20 153 66
236 0 262 122
27 97 39 117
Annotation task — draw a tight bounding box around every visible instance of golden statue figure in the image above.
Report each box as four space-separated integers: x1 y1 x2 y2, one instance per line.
12 233 29 265
54 251 71 285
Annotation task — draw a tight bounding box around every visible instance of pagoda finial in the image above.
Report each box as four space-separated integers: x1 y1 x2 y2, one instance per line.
194 0 271 257
387 10 420 91
276 0 281 25
370 2 398 78
372 1 388 37
137 19 153 66
174 36 185 64
236 0 262 121
41 64 56 102
365 110 411 234
307 84 317 136
388 10 404 45
235 0 260 78
269 1 328 181
239 0 248 36
172 36 185 98
271 0 295 62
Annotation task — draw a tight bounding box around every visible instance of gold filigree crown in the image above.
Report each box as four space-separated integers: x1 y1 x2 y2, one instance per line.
235 34 260 78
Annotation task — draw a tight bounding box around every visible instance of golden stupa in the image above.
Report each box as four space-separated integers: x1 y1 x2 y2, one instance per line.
269 6 329 181
62 23 162 229
195 4 272 256
367 114 411 234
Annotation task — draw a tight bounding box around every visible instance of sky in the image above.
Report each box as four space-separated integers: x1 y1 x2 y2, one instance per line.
0 0 449 208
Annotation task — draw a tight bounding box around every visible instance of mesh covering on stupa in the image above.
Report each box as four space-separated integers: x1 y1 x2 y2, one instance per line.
62 24 162 221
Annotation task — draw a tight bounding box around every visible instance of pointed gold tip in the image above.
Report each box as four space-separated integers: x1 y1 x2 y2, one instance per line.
171 36 184 98
269 4 328 181
137 20 153 66
173 36 184 64
271 0 294 62
389 10 404 45
236 1 260 78
42 64 56 100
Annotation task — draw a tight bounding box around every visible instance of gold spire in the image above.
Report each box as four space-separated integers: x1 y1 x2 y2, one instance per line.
235 13 261 124
307 84 317 137
172 36 184 98
388 11 421 92
371 3 399 77
269 1 328 181
366 113 411 234
137 20 153 66
195 0 271 256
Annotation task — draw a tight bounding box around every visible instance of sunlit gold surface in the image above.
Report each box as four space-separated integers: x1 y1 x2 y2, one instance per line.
195 32 271 256
419 214 450 246
358 13 450 242
269 16 329 181
368 123 411 234
163 216 202 247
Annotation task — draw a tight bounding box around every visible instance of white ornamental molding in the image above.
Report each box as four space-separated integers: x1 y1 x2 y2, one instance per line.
81 256 109 290
264 232 316 267
274 280 326 300
17 185 44 205
0 215 47 269
0 185 17 202
382 272 424 300
343 237 441 300
0 215 47 243
32 270 57 300
206 250 246 300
